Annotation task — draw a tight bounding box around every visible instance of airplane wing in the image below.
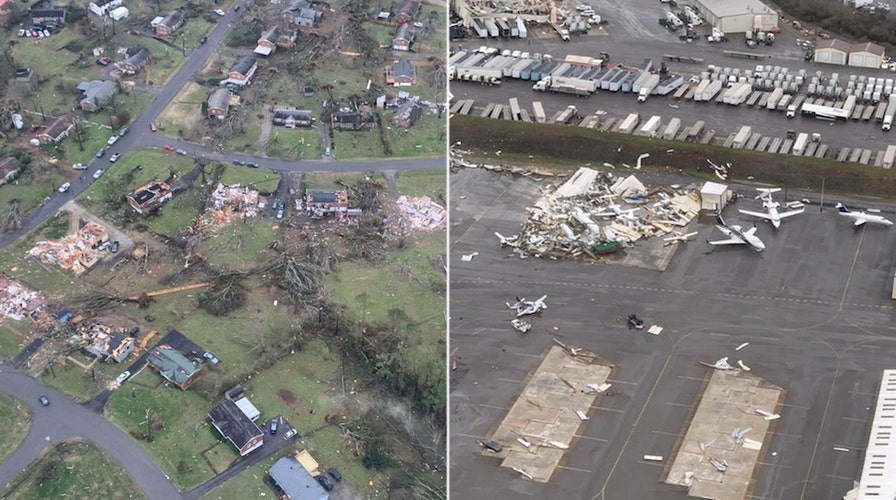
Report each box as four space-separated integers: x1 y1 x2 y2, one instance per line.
738 209 773 220
708 237 746 246
853 218 867 227
743 226 759 237
777 208 805 219
714 225 732 235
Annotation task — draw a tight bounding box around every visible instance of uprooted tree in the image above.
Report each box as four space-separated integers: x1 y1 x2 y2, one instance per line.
198 271 247 316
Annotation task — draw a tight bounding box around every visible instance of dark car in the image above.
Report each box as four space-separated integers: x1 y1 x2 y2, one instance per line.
199 36 208 44
269 418 278 435
327 467 342 482
111 241 119 253
119 126 129 136
480 439 502 453
317 475 334 491
96 58 109 66
39 395 49 407
232 159 245 166
246 161 259 168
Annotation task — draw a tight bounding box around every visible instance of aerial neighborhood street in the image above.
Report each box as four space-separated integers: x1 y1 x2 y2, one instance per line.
0 0 447 497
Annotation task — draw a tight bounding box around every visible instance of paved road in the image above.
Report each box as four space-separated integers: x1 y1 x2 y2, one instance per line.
0 364 181 498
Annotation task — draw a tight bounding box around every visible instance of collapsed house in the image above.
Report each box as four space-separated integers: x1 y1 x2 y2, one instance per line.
493 167 701 260
77 323 135 363
394 195 445 231
303 188 358 221
27 221 109 274
203 184 261 226
0 274 47 321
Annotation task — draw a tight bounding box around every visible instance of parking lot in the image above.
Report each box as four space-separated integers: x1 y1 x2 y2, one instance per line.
449 166 896 499
450 0 896 156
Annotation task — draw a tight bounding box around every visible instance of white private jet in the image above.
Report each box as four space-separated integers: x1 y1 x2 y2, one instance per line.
707 217 766 252
738 188 804 229
506 295 547 317
836 203 894 228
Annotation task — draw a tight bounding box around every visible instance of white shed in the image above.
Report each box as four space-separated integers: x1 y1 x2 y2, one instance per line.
109 6 129 20
849 42 885 69
700 181 729 211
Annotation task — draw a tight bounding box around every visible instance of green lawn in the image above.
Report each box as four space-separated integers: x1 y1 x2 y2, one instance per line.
303 171 370 190
1 439 148 500
224 120 261 151
330 128 385 160
393 168 446 198
313 56 370 95
265 126 323 159
217 164 281 190
0 391 31 464
384 112 446 158
199 450 285 499
0 324 28 362
198 218 280 270
104 369 226 490
0 167 68 215
39 352 118 403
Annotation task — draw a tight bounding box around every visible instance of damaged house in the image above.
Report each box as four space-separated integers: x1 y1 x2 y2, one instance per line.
253 26 297 56
272 107 312 127
223 56 257 89
118 48 151 74
36 115 74 144
390 97 422 128
88 0 122 16
153 10 184 36
331 104 377 130
282 0 322 26
207 88 232 119
146 344 202 389
127 179 173 214
395 0 420 23
77 80 118 112
0 157 22 186
385 58 415 86
0 274 47 321
208 399 265 456
304 189 356 220
27 221 109 274
81 325 135 363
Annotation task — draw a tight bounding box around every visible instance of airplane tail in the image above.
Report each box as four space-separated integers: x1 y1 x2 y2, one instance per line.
835 203 848 213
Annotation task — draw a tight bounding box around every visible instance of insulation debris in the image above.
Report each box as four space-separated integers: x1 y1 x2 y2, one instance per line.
491 167 701 260
395 195 445 232
27 222 109 275
0 275 47 321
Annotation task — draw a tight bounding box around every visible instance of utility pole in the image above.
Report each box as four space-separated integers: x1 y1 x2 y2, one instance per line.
820 177 826 213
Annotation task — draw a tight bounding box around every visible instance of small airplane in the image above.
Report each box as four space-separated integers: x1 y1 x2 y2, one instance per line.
595 204 638 220
737 188 804 229
707 216 766 252
663 231 698 245
836 203 894 228
506 295 547 317
494 232 520 247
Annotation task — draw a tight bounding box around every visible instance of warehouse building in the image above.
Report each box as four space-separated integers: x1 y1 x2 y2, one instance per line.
691 0 778 33
814 38 851 65
848 41 886 69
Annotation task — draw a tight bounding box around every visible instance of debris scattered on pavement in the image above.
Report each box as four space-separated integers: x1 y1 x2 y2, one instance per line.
736 342 750 351
737 359 751 371
647 325 663 335
510 318 532 333
506 295 547 317
709 457 728 472
461 252 478 261
701 357 735 370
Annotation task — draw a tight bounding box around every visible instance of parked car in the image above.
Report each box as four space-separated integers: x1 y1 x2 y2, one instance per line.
175 148 187 155
119 126 129 136
96 147 106 158
325 147 331 156
317 475 334 491
480 439 503 453
39 395 49 407
203 351 220 364
213 8 226 16
72 163 87 170
17 29 24 37
109 152 121 162
199 36 208 44
58 182 71 193
269 418 278 435
111 240 119 253
115 371 131 384
163 145 175 151
107 135 119 146
327 467 342 482
93 169 104 179
150 122 157 132
98 241 111 251
42 30 50 37
276 209 284 219
232 159 245 166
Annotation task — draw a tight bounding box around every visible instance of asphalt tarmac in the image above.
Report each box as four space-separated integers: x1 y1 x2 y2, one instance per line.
449 166 896 499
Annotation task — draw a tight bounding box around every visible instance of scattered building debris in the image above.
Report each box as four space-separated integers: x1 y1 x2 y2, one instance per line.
488 166 700 260
698 438 716 452
736 342 749 351
394 195 445 232
461 252 478 261
516 438 531 448
586 382 613 393
647 325 664 335
575 410 589 421
73 321 136 363
737 359 751 371
742 438 762 450
644 455 664 462
512 467 533 480
506 295 547 317
709 457 728 472
0 275 47 320
203 184 260 227
755 408 781 421
833 446 850 452
731 427 752 444
701 357 735 370
510 318 532 333
27 221 109 274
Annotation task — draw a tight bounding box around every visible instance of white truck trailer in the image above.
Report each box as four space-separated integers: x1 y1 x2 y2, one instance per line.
882 95 896 131
617 113 640 134
532 101 546 123
792 132 809 155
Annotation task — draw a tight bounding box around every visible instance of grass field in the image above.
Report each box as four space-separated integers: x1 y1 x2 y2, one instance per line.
2 439 148 500
384 112 446 158
105 369 227 490
216 164 281 190
199 451 284 499
393 168 446 199
0 324 28 362
0 391 31 464
265 126 323 159
197 218 280 270
39 352 117 403
0 166 68 216
303 171 369 190
330 128 385 160
156 82 207 138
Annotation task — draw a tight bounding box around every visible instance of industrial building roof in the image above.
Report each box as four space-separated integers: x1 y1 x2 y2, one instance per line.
816 38 851 54
857 369 896 498
851 41 885 56
696 0 775 19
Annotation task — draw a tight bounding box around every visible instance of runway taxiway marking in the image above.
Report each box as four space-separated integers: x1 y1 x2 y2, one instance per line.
677 375 706 381
574 434 608 442
651 430 681 437
826 474 857 482
664 401 692 408
513 352 543 359
605 379 639 385
556 465 593 473
497 377 522 383
636 460 665 467
840 228 865 312
477 404 507 411
593 406 624 413
841 416 870 423
757 462 792 469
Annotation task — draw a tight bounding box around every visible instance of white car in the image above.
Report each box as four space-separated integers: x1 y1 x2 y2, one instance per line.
72 163 87 170
115 371 131 384
213 8 225 16
107 135 119 146
93 169 104 179
58 182 71 193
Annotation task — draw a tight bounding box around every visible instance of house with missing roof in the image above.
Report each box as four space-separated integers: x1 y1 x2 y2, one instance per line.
153 10 184 36
77 80 117 112
390 97 422 128
272 107 312 127
282 0 322 27
126 179 173 214
208 399 265 456
146 344 202 389
118 48 151 74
